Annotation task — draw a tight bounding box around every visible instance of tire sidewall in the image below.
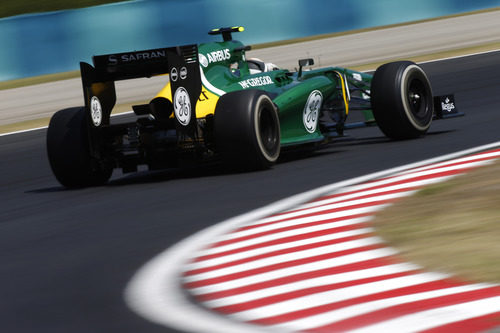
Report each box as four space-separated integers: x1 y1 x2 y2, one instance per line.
215 89 280 170
371 61 434 139
253 94 280 164
400 64 433 132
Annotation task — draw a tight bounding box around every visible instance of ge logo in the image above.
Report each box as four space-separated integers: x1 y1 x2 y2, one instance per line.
173 87 191 126
303 90 322 133
90 96 102 127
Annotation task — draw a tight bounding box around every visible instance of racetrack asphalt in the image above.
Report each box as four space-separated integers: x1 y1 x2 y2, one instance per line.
1 52 500 332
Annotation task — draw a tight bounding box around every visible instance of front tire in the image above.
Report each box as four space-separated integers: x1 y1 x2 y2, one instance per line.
46 107 112 188
214 90 280 170
371 61 434 139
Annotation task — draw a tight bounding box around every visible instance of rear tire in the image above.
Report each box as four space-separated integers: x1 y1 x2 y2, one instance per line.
371 61 433 139
214 90 280 170
46 107 112 188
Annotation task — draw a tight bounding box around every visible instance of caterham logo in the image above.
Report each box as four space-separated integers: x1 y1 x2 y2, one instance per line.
303 90 322 133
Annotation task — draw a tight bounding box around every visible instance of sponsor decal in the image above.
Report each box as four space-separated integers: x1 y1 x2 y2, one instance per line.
170 67 178 82
199 53 209 68
206 49 231 64
107 50 166 65
352 73 363 81
303 90 323 133
173 87 191 126
90 96 102 127
238 76 273 89
434 94 458 118
199 90 209 102
441 97 456 113
362 90 370 100
180 67 187 80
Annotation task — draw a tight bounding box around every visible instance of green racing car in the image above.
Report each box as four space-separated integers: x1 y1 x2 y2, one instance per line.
46 26 459 188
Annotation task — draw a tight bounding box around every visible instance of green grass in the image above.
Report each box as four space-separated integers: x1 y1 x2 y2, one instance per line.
0 0 131 18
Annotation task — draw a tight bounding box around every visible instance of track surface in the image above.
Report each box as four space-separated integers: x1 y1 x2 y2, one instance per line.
1 52 500 332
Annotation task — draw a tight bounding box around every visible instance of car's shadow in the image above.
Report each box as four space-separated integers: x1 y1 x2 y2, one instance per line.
27 186 67 194
27 129 455 192
107 147 343 186
332 129 455 147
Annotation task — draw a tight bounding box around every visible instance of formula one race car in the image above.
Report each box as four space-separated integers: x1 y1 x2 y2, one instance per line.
47 26 459 188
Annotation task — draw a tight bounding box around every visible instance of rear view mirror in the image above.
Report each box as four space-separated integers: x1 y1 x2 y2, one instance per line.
298 58 314 78
299 58 314 67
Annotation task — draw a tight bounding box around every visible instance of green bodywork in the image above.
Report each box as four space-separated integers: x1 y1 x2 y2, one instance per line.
196 37 374 148
78 27 378 173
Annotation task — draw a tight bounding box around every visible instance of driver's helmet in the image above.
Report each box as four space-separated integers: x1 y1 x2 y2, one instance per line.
247 58 279 74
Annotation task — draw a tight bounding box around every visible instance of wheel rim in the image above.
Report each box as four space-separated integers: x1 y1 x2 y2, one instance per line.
406 76 431 125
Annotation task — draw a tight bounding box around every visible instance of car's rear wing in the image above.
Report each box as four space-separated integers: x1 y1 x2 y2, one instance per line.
80 44 201 128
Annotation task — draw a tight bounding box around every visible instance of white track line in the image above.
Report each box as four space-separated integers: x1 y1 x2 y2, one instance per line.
322 159 493 200
294 175 453 211
0 111 135 137
0 126 48 137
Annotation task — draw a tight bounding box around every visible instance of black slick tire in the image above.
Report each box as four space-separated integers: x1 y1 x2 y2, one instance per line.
214 90 280 170
46 107 112 188
371 61 434 139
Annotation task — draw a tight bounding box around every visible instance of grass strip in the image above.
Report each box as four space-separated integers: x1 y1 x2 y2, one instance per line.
373 160 500 283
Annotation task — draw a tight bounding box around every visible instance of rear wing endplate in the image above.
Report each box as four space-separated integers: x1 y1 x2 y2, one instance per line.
80 44 201 128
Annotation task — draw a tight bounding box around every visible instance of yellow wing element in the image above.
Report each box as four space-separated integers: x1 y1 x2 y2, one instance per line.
334 71 350 116
155 82 220 119
210 26 244 34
